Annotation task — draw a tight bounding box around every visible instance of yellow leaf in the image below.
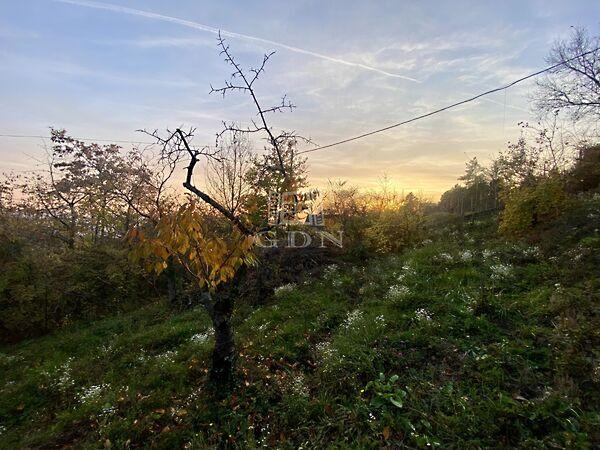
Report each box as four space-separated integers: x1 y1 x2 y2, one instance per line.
383 426 391 440
154 261 166 275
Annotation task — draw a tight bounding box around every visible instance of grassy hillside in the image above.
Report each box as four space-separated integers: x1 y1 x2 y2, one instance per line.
1 200 599 448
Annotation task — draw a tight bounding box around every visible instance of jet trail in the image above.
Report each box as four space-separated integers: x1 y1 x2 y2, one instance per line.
55 0 421 83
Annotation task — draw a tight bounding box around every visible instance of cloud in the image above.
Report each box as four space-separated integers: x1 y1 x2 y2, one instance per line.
55 0 421 82
100 36 216 49
0 51 200 88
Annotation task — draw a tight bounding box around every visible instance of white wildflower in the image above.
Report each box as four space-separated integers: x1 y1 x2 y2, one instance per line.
78 384 107 403
0 353 23 365
490 263 512 280
482 249 494 259
0 425 5 435
190 331 212 345
322 264 344 287
323 264 339 280
46 357 75 393
274 283 296 297
100 405 117 417
315 341 337 361
156 350 176 363
343 309 364 329
98 343 114 356
331 278 344 288
523 246 540 258
459 250 473 261
402 264 416 275
415 308 432 322
438 252 453 262
283 373 309 397
257 321 270 332
541 387 553 400
386 284 410 300
593 361 600 383
462 292 476 313
184 386 203 406
136 349 149 364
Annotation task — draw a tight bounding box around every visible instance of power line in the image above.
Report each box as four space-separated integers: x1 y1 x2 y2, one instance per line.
298 47 599 155
1 48 596 153
0 134 154 145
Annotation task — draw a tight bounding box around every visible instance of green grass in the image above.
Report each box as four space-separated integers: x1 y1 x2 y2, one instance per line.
1 211 599 448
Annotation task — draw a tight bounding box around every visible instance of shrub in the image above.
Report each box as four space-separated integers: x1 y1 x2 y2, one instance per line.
500 176 570 237
364 204 426 254
566 144 600 194
0 245 151 343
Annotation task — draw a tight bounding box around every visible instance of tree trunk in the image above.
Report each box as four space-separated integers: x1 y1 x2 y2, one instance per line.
68 204 77 249
200 266 246 388
123 206 131 237
167 274 178 307
165 258 183 309
209 294 235 386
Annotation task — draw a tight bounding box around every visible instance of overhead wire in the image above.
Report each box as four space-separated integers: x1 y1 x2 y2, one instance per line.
297 47 599 155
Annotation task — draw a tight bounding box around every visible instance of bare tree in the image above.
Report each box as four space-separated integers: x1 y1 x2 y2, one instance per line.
205 130 253 217
112 145 180 227
494 116 576 193
535 27 600 122
142 33 311 234
210 32 312 194
140 126 253 235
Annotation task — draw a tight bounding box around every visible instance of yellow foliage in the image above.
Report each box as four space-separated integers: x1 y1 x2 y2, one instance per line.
500 176 570 236
128 201 255 291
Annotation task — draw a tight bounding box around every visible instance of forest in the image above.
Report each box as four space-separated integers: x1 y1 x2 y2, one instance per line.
0 19 599 450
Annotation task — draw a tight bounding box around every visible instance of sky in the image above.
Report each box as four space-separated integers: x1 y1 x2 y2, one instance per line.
0 0 597 199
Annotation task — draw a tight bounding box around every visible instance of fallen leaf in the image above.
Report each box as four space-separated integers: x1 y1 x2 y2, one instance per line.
383 426 391 440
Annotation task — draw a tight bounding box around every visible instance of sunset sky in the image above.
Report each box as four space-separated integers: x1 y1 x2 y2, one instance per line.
1 0 597 199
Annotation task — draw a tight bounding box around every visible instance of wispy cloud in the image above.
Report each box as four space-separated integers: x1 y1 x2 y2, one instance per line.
98 35 216 49
54 0 421 83
0 50 199 88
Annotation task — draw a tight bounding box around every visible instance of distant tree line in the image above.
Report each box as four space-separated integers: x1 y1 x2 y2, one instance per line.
440 27 599 227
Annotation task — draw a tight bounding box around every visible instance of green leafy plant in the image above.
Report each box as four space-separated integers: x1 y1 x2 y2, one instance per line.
364 372 407 409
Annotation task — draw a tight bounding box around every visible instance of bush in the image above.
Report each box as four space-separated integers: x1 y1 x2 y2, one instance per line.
364 204 426 254
0 244 152 343
500 176 570 237
566 144 600 194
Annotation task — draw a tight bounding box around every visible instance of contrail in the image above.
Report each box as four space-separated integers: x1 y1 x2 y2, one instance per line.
54 0 421 83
